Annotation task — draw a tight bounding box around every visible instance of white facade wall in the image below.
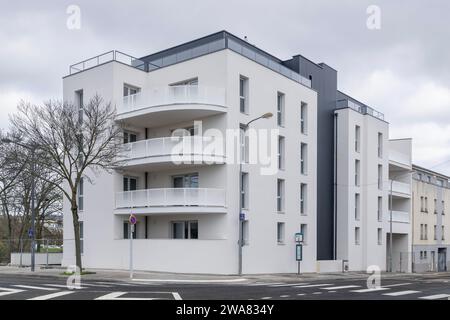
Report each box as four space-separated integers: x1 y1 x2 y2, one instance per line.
62 49 318 274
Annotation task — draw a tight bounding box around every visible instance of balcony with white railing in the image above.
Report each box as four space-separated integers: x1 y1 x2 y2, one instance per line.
116 86 227 125
114 188 226 214
119 136 225 168
386 210 410 223
390 180 411 197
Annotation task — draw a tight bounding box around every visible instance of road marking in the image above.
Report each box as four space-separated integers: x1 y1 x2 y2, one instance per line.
293 283 333 288
261 296 272 300
43 284 84 289
93 281 142 287
351 287 390 293
0 287 24 297
28 291 74 300
280 295 290 298
328 291 337 293
79 283 112 288
322 285 360 290
172 292 182 300
14 285 57 291
312 292 322 295
383 283 412 287
132 278 247 284
296 293 305 296
383 290 420 296
419 294 450 300
270 283 310 287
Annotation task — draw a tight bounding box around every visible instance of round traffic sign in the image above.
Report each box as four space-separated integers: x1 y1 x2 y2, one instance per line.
129 214 137 225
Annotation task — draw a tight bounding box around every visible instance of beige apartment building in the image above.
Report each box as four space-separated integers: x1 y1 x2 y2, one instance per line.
412 165 450 272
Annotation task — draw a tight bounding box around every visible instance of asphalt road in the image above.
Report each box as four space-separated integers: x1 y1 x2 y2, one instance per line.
0 272 449 300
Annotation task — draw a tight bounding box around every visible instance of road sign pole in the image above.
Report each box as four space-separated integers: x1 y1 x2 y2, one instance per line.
130 224 134 279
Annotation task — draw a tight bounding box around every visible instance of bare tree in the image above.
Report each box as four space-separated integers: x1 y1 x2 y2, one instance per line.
10 95 122 271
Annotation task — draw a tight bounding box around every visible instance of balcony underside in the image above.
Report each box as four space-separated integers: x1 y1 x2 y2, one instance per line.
117 155 226 170
114 206 227 215
116 104 227 127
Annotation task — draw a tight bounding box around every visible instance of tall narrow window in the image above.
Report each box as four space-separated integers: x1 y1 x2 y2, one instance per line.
79 221 84 254
442 200 445 215
377 228 382 245
300 183 307 215
378 132 383 158
300 224 308 245
278 136 285 170
442 226 445 240
434 199 438 214
420 196 424 212
378 196 383 221
355 125 361 152
355 227 360 245
378 165 383 190
300 143 307 175
123 177 137 191
239 76 249 114
75 90 83 124
355 193 360 220
424 224 428 240
277 179 285 212
78 177 84 211
425 197 428 213
240 125 248 163
355 160 360 186
277 92 285 127
434 225 437 240
241 172 249 209
420 224 424 240
300 102 308 134
277 222 285 244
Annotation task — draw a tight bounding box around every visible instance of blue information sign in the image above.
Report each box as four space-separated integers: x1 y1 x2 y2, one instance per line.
296 244 303 261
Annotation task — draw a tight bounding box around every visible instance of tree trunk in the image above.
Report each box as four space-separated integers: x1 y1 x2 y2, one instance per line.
71 191 82 272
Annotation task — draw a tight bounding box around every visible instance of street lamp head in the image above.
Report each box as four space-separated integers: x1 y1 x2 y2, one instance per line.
261 112 273 119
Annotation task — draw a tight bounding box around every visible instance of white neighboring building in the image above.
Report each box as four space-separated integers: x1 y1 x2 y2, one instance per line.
62 31 318 274
335 95 389 271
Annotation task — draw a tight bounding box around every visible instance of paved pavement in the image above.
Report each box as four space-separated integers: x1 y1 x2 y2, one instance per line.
0 270 449 300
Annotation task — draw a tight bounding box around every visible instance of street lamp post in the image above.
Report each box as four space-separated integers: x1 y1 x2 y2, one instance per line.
1 138 37 272
238 112 273 275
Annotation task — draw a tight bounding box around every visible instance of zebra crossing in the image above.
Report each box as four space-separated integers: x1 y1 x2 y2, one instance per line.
241 281 450 300
0 281 182 300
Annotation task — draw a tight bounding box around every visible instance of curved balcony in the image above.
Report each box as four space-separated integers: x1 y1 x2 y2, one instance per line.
118 136 225 169
114 188 226 214
116 85 227 127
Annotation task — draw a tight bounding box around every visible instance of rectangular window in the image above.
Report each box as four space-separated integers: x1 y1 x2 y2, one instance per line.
442 226 445 240
424 251 428 259
242 220 249 245
277 179 285 212
378 132 383 157
425 197 428 213
355 193 360 220
434 199 437 214
277 222 285 244
300 102 308 134
300 143 307 175
123 221 136 239
241 172 249 209
79 221 84 254
355 227 360 245
123 131 137 144
278 136 285 170
442 200 445 215
75 90 83 124
378 196 383 221
300 183 307 215
378 165 383 190
123 84 140 97
425 224 428 240
355 160 360 186
171 221 198 239
420 224 424 240
123 176 137 191
240 125 248 163
78 177 84 211
277 92 285 127
377 228 382 245
420 196 424 212
355 125 360 152
434 225 437 240
300 224 308 245
239 76 249 114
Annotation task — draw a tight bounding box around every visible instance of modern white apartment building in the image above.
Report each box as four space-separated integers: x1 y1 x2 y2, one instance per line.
61 31 413 274
62 31 318 274
335 96 389 271
412 165 450 272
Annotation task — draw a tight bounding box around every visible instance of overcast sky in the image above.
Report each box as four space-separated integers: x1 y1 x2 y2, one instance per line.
1 0 450 174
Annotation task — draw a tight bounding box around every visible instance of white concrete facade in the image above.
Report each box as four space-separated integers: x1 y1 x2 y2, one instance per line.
62 46 318 274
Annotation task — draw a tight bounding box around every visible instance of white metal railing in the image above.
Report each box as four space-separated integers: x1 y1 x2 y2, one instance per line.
115 188 226 209
119 85 226 113
121 136 224 161
390 180 411 195
387 210 410 223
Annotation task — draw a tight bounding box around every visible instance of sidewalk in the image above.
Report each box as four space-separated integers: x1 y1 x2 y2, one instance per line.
0 265 424 283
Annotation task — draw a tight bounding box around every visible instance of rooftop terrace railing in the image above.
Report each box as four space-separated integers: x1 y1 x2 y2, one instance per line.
336 99 385 120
